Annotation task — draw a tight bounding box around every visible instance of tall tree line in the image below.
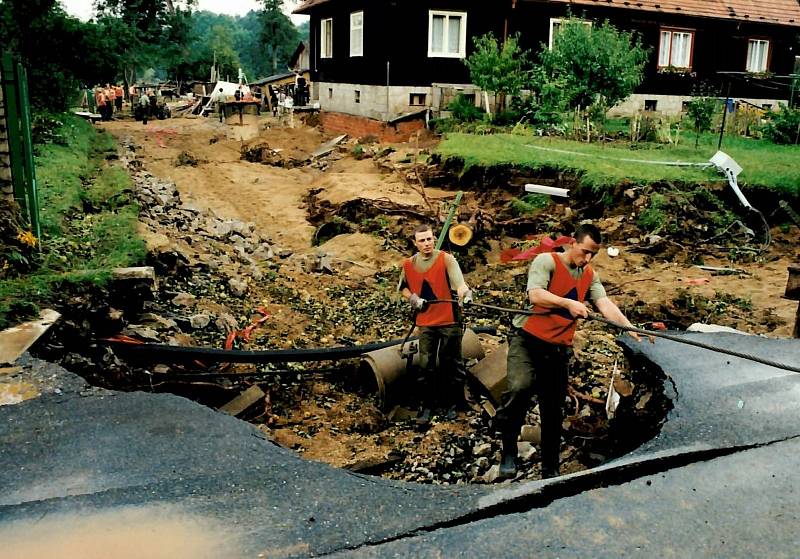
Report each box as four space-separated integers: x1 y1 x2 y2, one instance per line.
0 0 305 112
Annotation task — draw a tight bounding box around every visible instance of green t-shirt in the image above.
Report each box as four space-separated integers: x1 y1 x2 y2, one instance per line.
512 252 606 328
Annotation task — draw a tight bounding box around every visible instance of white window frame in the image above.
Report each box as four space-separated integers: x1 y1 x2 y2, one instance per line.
350 11 363 57
428 10 467 58
548 18 592 50
320 17 333 59
657 28 694 69
746 39 770 73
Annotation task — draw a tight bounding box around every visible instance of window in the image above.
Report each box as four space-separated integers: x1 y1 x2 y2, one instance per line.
644 99 658 111
409 93 427 106
658 28 694 69
428 11 467 58
746 39 770 73
354 90 360 104
350 11 363 57
328 88 333 99
549 18 592 50
320 18 333 58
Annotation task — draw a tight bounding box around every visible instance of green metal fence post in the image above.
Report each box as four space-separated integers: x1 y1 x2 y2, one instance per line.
16 64 40 240
1 52 27 213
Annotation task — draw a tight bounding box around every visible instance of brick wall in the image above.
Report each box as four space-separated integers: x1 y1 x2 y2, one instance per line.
0 68 13 202
320 111 425 143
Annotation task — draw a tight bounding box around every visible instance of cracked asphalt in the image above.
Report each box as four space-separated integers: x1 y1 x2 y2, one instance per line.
1 333 799 558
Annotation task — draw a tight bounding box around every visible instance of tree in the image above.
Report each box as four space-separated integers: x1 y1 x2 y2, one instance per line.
0 0 122 110
463 33 530 114
536 18 649 116
260 0 299 75
93 0 197 85
685 96 718 148
209 24 241 80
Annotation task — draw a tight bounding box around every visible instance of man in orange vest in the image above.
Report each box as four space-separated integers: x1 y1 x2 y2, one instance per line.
399 224 473 424
496 223 648 479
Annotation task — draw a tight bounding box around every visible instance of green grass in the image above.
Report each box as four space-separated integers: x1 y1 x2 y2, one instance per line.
0 115 144 328
437 131 800 196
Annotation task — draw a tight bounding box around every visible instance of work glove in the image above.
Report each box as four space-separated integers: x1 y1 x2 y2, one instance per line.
461 289 474 306
408 293 427 311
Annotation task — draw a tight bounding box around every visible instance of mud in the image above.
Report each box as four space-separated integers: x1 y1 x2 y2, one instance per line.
26 112 799 485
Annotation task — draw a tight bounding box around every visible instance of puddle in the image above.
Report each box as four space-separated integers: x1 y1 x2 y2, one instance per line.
0 504 238 559
0 381 39 406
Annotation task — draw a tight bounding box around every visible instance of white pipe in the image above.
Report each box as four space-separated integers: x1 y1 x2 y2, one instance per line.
525 184 570 198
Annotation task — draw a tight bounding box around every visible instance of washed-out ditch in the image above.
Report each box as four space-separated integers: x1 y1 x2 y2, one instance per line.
27 124 796 484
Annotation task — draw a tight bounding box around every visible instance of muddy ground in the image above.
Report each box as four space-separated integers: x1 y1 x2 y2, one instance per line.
33 111 799 484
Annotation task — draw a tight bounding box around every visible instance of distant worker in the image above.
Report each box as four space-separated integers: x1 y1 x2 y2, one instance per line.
96 87 110 121
114 83 124 112
399 224 473 425
138 90 150 125
234 86 244 125
495 224 652 480
212 87 226 123
106 84 116 117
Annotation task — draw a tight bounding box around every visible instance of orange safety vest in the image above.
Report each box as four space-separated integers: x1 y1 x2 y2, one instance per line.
115 86 124 98
403 251 457 327
522 252 593 346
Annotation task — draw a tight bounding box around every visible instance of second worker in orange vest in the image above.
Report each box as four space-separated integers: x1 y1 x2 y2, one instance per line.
399 224 473 425
495 223 650 480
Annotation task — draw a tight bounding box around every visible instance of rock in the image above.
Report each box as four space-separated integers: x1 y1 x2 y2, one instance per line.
139 313 178 330
215 313 239 333
189 313 211 329
228 278 248 297
172 292 196 307
473 442 493 457
251 244 274 262
517 441 536 461
248 265 264 281
475 457 490 470
520 424 541 444
153 364 170 374
482 464 501 483
125 325 160 341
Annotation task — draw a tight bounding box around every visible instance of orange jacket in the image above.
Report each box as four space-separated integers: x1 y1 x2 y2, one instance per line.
522 253 593 346
403 251 457 327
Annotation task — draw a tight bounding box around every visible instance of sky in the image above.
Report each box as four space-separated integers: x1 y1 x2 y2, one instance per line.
59 0 307 23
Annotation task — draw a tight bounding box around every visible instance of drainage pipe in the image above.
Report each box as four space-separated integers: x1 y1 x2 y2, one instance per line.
360 328 485 405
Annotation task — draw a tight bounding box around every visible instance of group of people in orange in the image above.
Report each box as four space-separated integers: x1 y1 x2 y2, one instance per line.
93 83 125 121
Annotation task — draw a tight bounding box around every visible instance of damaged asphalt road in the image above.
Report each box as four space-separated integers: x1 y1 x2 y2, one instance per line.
1 332 799 558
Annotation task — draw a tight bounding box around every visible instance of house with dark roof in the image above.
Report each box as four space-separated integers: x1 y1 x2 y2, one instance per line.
293 0 800 128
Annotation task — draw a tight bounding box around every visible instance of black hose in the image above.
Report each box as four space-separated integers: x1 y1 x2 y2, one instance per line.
426 298 800 374
103 326 498 365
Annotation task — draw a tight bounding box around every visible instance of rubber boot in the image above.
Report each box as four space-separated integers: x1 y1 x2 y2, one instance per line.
415 407 432 429
499 437 518 478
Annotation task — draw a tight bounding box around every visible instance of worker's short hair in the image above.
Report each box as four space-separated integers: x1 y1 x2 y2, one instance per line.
574 223 602 245
413 224 434 238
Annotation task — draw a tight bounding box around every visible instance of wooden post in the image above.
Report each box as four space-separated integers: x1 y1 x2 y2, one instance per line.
785 265 800 338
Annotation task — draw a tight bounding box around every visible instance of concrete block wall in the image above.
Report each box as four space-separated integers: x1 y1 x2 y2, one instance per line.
316 82 434 120
0 70 13 202
609 93 788 117
320 111 425 143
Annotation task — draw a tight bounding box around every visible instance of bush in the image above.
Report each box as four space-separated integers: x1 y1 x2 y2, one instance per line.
762 104 800 145
448 94 484 122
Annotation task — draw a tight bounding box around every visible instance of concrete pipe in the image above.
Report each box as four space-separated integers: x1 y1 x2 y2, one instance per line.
361 328 485 406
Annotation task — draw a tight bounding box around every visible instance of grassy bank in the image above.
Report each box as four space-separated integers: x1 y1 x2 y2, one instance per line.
0 115 145 328
437 132 800 196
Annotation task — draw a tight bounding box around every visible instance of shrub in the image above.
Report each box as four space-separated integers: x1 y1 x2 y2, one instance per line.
762 104 800 145
448 94 484 123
